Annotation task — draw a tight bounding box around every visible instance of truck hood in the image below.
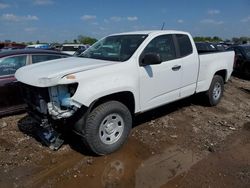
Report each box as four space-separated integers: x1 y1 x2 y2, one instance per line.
15 57 117 87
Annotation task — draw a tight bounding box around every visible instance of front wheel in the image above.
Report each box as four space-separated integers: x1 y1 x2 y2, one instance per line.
206 75 224 106
82 101 132 155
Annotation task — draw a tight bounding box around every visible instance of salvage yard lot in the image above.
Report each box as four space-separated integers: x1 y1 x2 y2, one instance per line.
0 76 250 188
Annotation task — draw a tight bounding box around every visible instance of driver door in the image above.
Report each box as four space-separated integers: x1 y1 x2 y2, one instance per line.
139 34 182 111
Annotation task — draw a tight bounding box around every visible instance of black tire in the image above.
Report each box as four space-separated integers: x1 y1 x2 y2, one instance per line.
82 101 132 155
206 75 224 106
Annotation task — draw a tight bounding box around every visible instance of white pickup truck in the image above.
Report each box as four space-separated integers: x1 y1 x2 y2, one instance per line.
15 30 234 155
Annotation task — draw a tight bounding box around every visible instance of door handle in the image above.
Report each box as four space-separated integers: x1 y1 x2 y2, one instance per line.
172 65 181 71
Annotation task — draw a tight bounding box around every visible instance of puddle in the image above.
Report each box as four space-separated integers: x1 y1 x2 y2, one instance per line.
135 146 202 188
24 139 203 188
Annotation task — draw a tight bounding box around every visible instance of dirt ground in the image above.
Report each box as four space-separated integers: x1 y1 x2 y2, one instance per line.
0 76 250 188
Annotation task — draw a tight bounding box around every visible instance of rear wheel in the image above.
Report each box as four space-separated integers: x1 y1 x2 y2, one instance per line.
82 101 132 155
206 75 224 106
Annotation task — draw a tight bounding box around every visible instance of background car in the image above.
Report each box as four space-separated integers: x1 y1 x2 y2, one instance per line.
227 45 250 78
73 45 88 56
195 42 226 54
61 44 87 55
49 43 62 51
0 49 71 116
0 42 26 52
26 44 50 49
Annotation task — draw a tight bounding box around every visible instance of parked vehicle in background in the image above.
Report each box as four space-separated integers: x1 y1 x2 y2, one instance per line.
73 45 88 56
219 41 233 49
49 43 62 51
61 44 86 55
195 42 225 54
227 45 250 77
0 49 70 116
0 43 26 51
1 47 23 52
15 30 234 155
26 44 50 49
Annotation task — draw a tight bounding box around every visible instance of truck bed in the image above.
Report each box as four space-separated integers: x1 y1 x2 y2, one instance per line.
196 51 235 92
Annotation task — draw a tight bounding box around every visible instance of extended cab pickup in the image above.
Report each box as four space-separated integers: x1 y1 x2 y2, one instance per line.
15 30 235 155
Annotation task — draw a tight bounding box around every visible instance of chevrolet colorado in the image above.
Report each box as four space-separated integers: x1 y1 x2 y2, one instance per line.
15 30 235 155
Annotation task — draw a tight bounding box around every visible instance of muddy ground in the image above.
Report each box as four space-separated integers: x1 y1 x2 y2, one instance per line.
0 76 250 188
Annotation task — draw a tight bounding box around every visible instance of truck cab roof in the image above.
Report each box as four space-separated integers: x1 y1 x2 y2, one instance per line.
110 30 190 36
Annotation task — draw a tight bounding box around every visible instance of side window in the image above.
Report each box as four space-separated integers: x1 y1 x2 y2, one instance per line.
0 55 27 76
143 35 176 62
176 34 193 57
32 54 63 64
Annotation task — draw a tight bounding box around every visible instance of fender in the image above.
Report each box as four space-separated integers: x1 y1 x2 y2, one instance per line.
59 63 141 113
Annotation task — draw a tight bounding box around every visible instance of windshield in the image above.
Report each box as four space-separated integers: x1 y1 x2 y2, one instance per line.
243 46 250 59
80 34 148 61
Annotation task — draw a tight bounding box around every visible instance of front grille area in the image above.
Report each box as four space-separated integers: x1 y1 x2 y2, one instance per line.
20 83 50 113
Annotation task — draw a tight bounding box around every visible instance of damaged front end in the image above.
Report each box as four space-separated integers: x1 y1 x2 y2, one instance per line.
47 84 81 120
22 83 80 119
21 83 81 150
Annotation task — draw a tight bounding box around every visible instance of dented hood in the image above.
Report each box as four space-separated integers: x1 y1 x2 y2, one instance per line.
15 57 116 87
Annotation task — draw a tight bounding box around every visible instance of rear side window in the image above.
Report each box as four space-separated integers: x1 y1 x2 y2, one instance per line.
215 44 225 51
32 54 63 64
176 34 193 57
142 34 176 62
0 55 27 76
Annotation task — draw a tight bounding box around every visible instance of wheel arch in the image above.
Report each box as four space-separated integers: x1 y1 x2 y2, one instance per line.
214 69 227 82
88 91 136 115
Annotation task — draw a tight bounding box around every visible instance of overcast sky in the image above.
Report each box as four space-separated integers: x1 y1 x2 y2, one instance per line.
0 0 250 42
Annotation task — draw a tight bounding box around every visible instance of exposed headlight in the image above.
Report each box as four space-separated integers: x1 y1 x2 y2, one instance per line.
68 83 78 97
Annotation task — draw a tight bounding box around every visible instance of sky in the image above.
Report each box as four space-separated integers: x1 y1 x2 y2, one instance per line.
0 0 250 42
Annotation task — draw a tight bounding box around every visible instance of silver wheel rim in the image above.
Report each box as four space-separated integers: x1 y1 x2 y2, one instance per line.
212 82 221 101
99 113 124 145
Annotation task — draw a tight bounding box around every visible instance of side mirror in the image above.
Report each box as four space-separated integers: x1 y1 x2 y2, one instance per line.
140 53 162 66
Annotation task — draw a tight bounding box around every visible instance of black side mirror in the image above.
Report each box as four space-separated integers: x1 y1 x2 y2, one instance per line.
140 53 162 66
